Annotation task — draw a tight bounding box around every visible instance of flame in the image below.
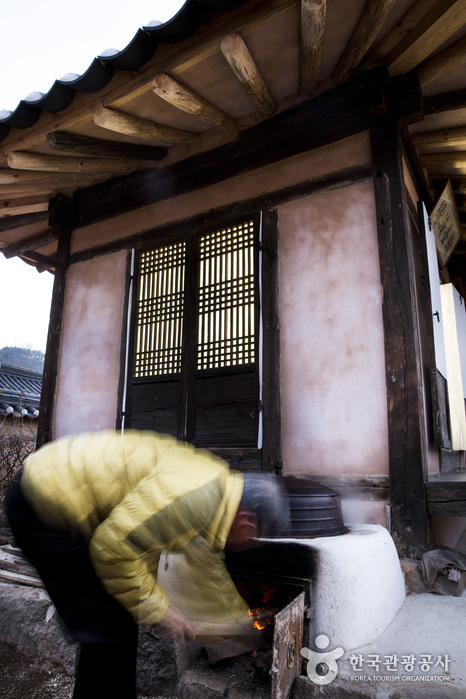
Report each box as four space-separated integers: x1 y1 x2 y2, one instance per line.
249 607 274 631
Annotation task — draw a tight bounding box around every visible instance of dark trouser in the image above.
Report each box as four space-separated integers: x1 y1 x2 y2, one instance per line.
4 474 138 699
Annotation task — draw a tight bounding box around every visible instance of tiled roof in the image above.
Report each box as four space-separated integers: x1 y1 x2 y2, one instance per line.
0 363 42 418
0 0 248 141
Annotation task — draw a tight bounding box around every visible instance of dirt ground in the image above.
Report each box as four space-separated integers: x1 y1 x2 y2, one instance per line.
0 642 170 699
0 642 74 699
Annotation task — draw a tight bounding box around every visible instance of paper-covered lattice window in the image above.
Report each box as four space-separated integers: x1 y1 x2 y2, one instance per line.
197 220 255 370
133 242 186 378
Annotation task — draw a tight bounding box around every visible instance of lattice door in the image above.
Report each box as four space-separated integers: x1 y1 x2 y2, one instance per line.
128 216 260 448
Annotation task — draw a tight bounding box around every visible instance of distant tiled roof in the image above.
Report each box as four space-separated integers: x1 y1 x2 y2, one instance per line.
0 0 248 141
0 363 42 418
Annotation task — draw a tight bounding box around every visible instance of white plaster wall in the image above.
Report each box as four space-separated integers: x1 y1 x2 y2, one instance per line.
53 251 127 438
279 182 389 475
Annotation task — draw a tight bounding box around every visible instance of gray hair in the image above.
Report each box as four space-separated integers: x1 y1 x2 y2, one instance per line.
240 472 291 537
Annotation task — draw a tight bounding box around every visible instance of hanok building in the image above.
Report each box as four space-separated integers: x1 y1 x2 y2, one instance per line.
0 0 465 560
0 363 41 425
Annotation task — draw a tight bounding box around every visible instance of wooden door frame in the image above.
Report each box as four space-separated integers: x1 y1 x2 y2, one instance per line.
117 204 282 472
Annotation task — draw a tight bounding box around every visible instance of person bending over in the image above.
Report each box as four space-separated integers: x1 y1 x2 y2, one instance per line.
5 429 289 699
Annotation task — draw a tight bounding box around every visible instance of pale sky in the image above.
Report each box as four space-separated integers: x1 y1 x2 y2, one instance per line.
0 0 184 352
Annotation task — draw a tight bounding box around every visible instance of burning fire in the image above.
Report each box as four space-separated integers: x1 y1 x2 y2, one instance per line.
248 607 276 631
235 579 300 632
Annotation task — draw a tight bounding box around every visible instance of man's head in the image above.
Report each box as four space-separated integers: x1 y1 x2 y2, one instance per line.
225 473 290 551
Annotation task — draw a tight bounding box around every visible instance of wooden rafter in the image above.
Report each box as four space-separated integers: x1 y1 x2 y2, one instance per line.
220 33 275 115
94 106 199 145
152 74 238 134
0 197 49 219
299 0 326 97
386 0 466 76
0 211 48 233
418 35 466 86
7 152 145 174
19 250 62 272
47 131 167 161
0 185 56 198
361 0 438 69
420 152 466 170
413 126 466 150
0 0 293 161
331 0 396 84
2 230 58 259
0 168 97 186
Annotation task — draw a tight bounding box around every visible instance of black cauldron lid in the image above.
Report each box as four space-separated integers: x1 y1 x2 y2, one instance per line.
281 475 349 538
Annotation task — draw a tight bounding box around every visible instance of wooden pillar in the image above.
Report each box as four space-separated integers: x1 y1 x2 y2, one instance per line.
36 195 74 448
369 80 433 557
261 209 282 474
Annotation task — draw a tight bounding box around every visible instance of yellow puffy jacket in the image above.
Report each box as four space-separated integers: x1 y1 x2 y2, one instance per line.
21 430 248 626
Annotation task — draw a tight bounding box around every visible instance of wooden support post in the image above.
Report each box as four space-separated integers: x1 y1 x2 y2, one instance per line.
369 93 433 557
36 194 74 447
261 209 282 473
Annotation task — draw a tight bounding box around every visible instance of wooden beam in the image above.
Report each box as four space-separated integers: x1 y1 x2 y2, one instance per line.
305 474 390 501
361 0 438 69
71 165 372 264
418 35 466 86
94 106 198 145
7 151 145 174
424 89 466 115
386 0 466 76
413 126 466 150
2 230 58 259
47 131 167 161
299 0 326 97
18 250 63 271
74 76 372 229
0 197 49 219
152 74 238 134
220 32 276 115
420 152 466 169
0 184 56 197
332 0 396 84
220 33 275 115
0 211 48 233
426 474 466 517
0 168 97 186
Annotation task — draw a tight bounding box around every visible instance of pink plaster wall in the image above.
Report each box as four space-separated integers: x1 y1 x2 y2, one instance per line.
279 182 389 476
57 133 389 480
54 251 127 438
